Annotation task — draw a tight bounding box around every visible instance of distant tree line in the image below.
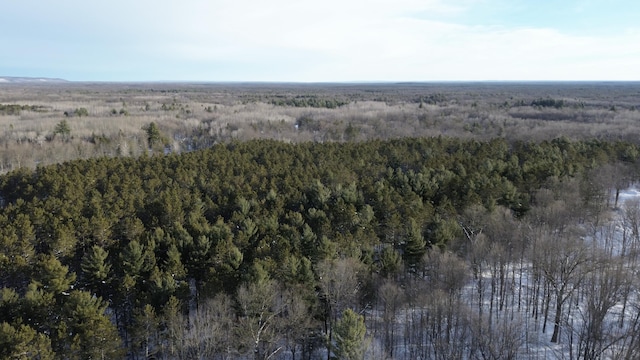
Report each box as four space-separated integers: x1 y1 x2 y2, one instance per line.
0 104 48 115
530 98 565 109
269 96 349 109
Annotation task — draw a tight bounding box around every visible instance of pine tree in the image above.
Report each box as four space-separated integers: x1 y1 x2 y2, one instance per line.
0 222 35 288
81 245 111 296
60 290 123 359
35 254 76 295
120 240 145 281
333 309 367 360
131 304 159 359
403 218 426 273
145 122 166 151
0 322 54 360
164 244 187 279
53 120 71 140
378 246 402 278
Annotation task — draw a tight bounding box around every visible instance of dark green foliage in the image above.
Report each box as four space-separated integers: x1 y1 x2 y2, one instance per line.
378 246 402 278
333 309 367 360
1 284 121 359
0 322 54 359
75 107 89 117
34 254 76 295
420 93 447 105
269 96 349 108
144 122 167 150
403 218 426 272
80 245 111 295
59 291 122 359
120 240 146 280
0 104 26 115
53 120 71 139
531 98 564 108
0 103 48 115
0 136 636 358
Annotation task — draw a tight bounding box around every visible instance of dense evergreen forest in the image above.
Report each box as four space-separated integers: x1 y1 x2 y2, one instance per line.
1 136 639 359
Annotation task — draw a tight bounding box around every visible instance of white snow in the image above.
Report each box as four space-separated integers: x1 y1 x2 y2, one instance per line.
362 186 640 360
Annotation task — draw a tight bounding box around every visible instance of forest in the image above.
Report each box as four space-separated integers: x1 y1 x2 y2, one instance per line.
1 82 640 359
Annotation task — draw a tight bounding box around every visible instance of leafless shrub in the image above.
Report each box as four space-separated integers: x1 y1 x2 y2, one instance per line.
2 82 640 173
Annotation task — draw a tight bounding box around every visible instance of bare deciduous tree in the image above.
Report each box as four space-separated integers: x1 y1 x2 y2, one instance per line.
469 313 525 360
236 279 284 360
377 279 403 358
576 255 630 360
535 231 591 343
316 257 363 360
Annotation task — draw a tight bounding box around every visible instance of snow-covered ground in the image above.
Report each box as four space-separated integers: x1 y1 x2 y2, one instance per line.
617 187 640 202
362 187 640 360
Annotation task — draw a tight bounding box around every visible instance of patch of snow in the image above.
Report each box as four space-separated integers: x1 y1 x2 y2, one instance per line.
618 187 640 201
363 186 640 360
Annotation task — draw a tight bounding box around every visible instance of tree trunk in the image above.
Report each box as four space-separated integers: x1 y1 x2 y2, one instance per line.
551 297 562 343
542 284 551 334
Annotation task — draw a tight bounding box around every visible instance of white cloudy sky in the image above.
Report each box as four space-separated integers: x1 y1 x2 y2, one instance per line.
1 0 639 81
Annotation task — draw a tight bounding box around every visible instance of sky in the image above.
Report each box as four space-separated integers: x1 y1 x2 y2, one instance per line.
1 0 639 82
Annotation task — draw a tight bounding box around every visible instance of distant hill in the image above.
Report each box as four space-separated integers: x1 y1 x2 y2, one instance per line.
0 76 68 84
